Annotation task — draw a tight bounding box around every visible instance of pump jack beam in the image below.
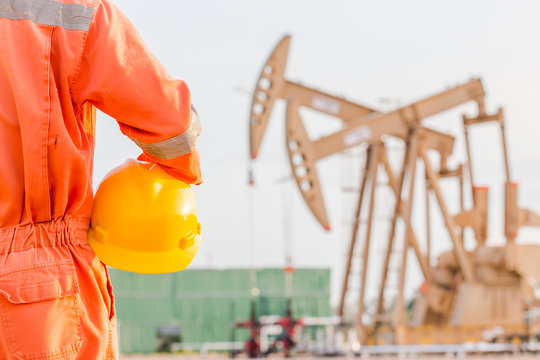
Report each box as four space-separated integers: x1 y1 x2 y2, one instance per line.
285 78 486 230
249 35 377 160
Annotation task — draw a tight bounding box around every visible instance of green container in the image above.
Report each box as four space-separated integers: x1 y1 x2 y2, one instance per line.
109 268 331 354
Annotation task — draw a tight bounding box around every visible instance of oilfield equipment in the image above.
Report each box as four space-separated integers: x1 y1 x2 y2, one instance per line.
248 35 540 346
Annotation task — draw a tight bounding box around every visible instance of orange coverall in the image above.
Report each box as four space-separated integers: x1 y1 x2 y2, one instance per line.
0 0 201 358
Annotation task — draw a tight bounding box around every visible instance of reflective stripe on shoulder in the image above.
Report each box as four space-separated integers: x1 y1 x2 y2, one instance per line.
0 0 94 31
132 109 202 160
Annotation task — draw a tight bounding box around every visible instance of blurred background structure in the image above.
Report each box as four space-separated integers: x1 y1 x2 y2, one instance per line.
244 33 540 351
110 268 330 354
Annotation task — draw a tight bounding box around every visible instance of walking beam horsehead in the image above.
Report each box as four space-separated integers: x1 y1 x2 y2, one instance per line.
287 79 486 289
249 35 377 160
248 34 456 230
286 78 485 231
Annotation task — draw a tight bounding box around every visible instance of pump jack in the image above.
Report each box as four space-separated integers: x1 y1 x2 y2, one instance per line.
248 35 540 345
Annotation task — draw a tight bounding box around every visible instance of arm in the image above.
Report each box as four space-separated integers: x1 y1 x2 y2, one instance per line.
73 0 201 184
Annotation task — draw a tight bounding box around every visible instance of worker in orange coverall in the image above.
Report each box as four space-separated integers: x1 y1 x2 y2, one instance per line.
0 0 202 358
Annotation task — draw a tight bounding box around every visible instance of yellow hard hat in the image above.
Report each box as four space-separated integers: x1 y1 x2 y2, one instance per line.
88 159 201 274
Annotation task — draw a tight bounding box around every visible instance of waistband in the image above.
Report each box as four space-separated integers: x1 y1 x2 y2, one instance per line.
0 217 90 254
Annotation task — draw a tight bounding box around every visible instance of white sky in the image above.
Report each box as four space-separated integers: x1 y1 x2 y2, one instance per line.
94 0 540 307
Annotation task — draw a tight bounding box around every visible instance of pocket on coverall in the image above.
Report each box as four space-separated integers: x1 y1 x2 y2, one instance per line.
0 261 82 360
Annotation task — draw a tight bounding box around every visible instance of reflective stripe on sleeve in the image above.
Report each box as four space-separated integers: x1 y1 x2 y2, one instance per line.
132 109 202 160
0 0 94 31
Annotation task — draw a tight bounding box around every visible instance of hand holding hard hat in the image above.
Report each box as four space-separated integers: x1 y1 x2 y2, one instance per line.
88 159 201 273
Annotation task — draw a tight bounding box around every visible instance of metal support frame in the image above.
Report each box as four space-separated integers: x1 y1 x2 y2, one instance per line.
421 147 473 281
355 143 381 341
394 131 419 328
